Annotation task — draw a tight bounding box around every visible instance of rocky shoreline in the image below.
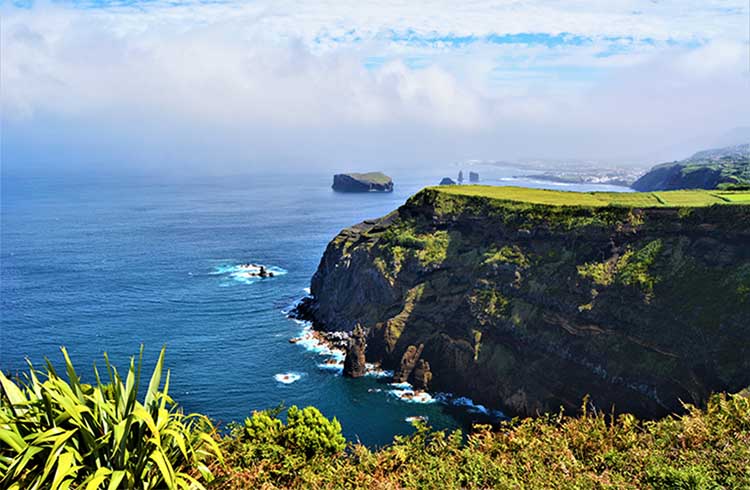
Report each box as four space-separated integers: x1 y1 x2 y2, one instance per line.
290 299 486 407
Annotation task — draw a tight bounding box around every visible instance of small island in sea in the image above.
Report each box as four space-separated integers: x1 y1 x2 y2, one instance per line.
332 172 394 193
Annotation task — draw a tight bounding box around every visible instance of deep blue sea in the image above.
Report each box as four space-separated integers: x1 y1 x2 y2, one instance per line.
1 167 630 446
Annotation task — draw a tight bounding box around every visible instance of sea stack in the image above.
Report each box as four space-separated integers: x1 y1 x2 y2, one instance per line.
393 344 424 383
469 171 480 183
412 359 432 390
439 177 456 185
332 172 394 193
343 324 367 377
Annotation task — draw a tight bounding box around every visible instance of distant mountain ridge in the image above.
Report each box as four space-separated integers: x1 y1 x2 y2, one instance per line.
632 144 749 192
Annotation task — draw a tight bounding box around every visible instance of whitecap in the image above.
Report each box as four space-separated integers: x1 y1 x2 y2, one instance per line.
405 416 429 423
274 372 303 384
389 382 412 390
363 363 392 378
317 361 344 374
213 263 288 285
388 386 436 404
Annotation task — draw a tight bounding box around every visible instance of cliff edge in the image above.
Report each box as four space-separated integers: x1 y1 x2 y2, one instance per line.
302 185 750 418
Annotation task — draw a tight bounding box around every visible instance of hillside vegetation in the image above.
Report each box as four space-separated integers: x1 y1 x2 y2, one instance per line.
2 348 749 489
632 144 750 192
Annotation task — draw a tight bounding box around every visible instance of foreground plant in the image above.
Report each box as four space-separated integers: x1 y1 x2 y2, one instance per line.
214 393 750 489
215 405 346 487
0 346 222 490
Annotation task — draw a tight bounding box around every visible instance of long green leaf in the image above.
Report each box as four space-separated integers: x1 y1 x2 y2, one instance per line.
150 447 175 489
145 346 166 408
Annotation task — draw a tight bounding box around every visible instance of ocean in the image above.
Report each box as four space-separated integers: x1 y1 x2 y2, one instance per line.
0 167 631 446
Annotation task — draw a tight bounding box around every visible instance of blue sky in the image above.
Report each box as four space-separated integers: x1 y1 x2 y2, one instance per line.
1 0 749 174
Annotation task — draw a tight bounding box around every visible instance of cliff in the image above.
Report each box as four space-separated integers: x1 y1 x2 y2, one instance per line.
302 185 750 418
332 172 394 193
632 144 749 191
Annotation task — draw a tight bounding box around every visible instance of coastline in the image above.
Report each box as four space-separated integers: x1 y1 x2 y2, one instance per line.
286 296 505 418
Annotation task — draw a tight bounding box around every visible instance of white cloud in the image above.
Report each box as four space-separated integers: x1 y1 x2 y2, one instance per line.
1 1 748 173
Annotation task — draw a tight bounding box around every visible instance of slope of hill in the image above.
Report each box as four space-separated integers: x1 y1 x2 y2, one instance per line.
632 144 749 191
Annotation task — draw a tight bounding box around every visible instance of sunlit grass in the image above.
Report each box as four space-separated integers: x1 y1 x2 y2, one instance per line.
431 185 750 207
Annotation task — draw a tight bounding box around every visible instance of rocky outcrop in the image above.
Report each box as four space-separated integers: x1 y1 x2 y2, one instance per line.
332 172 394 193
343 324 367 378
394 344 423 383
439 178 456 185
303 187 750 418
469 172 480 183
412 359 432 390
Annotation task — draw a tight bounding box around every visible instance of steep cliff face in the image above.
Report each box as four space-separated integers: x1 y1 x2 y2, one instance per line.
304 187 750 418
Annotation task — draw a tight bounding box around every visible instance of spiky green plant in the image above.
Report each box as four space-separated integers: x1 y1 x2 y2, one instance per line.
0 346 222 490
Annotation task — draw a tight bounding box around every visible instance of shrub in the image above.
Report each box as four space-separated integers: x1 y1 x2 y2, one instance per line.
215 406 345 488
0 346 221 490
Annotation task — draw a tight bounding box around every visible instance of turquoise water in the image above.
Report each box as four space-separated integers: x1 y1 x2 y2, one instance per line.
1 169 630 446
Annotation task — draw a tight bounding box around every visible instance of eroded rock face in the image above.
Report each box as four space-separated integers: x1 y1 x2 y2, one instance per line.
304 188 750 418
412 359 433 390
394 344 424 383
343 324 367 378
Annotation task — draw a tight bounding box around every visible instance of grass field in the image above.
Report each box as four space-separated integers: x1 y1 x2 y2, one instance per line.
348 172 392 184
432 185 750 208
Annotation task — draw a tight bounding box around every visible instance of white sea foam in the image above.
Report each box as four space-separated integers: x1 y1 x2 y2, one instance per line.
405 416 429 423
387 381 436 404
364 363 393 378
274 372 303 384
389 382 412 390
389 388 436 404
213 263 287 285
317 361 344 374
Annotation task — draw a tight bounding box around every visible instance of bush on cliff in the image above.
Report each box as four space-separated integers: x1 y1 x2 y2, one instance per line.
214 393 750 490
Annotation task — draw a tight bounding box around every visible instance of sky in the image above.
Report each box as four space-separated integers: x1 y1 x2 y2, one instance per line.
1 0 749 176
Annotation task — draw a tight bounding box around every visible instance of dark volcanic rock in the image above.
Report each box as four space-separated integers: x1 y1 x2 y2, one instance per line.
332 172 394 193
439 177 456 185
469 171 480 183
343 324 367 378
411 359 433 390
394 344 424 383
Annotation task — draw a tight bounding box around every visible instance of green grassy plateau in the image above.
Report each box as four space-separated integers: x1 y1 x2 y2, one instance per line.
432 185 750 207
347 172 392 184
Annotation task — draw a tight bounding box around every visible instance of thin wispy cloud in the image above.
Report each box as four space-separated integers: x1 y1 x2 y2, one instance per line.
2 0 748 174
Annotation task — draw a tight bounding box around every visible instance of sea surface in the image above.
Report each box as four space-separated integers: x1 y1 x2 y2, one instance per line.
1 167 631 446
